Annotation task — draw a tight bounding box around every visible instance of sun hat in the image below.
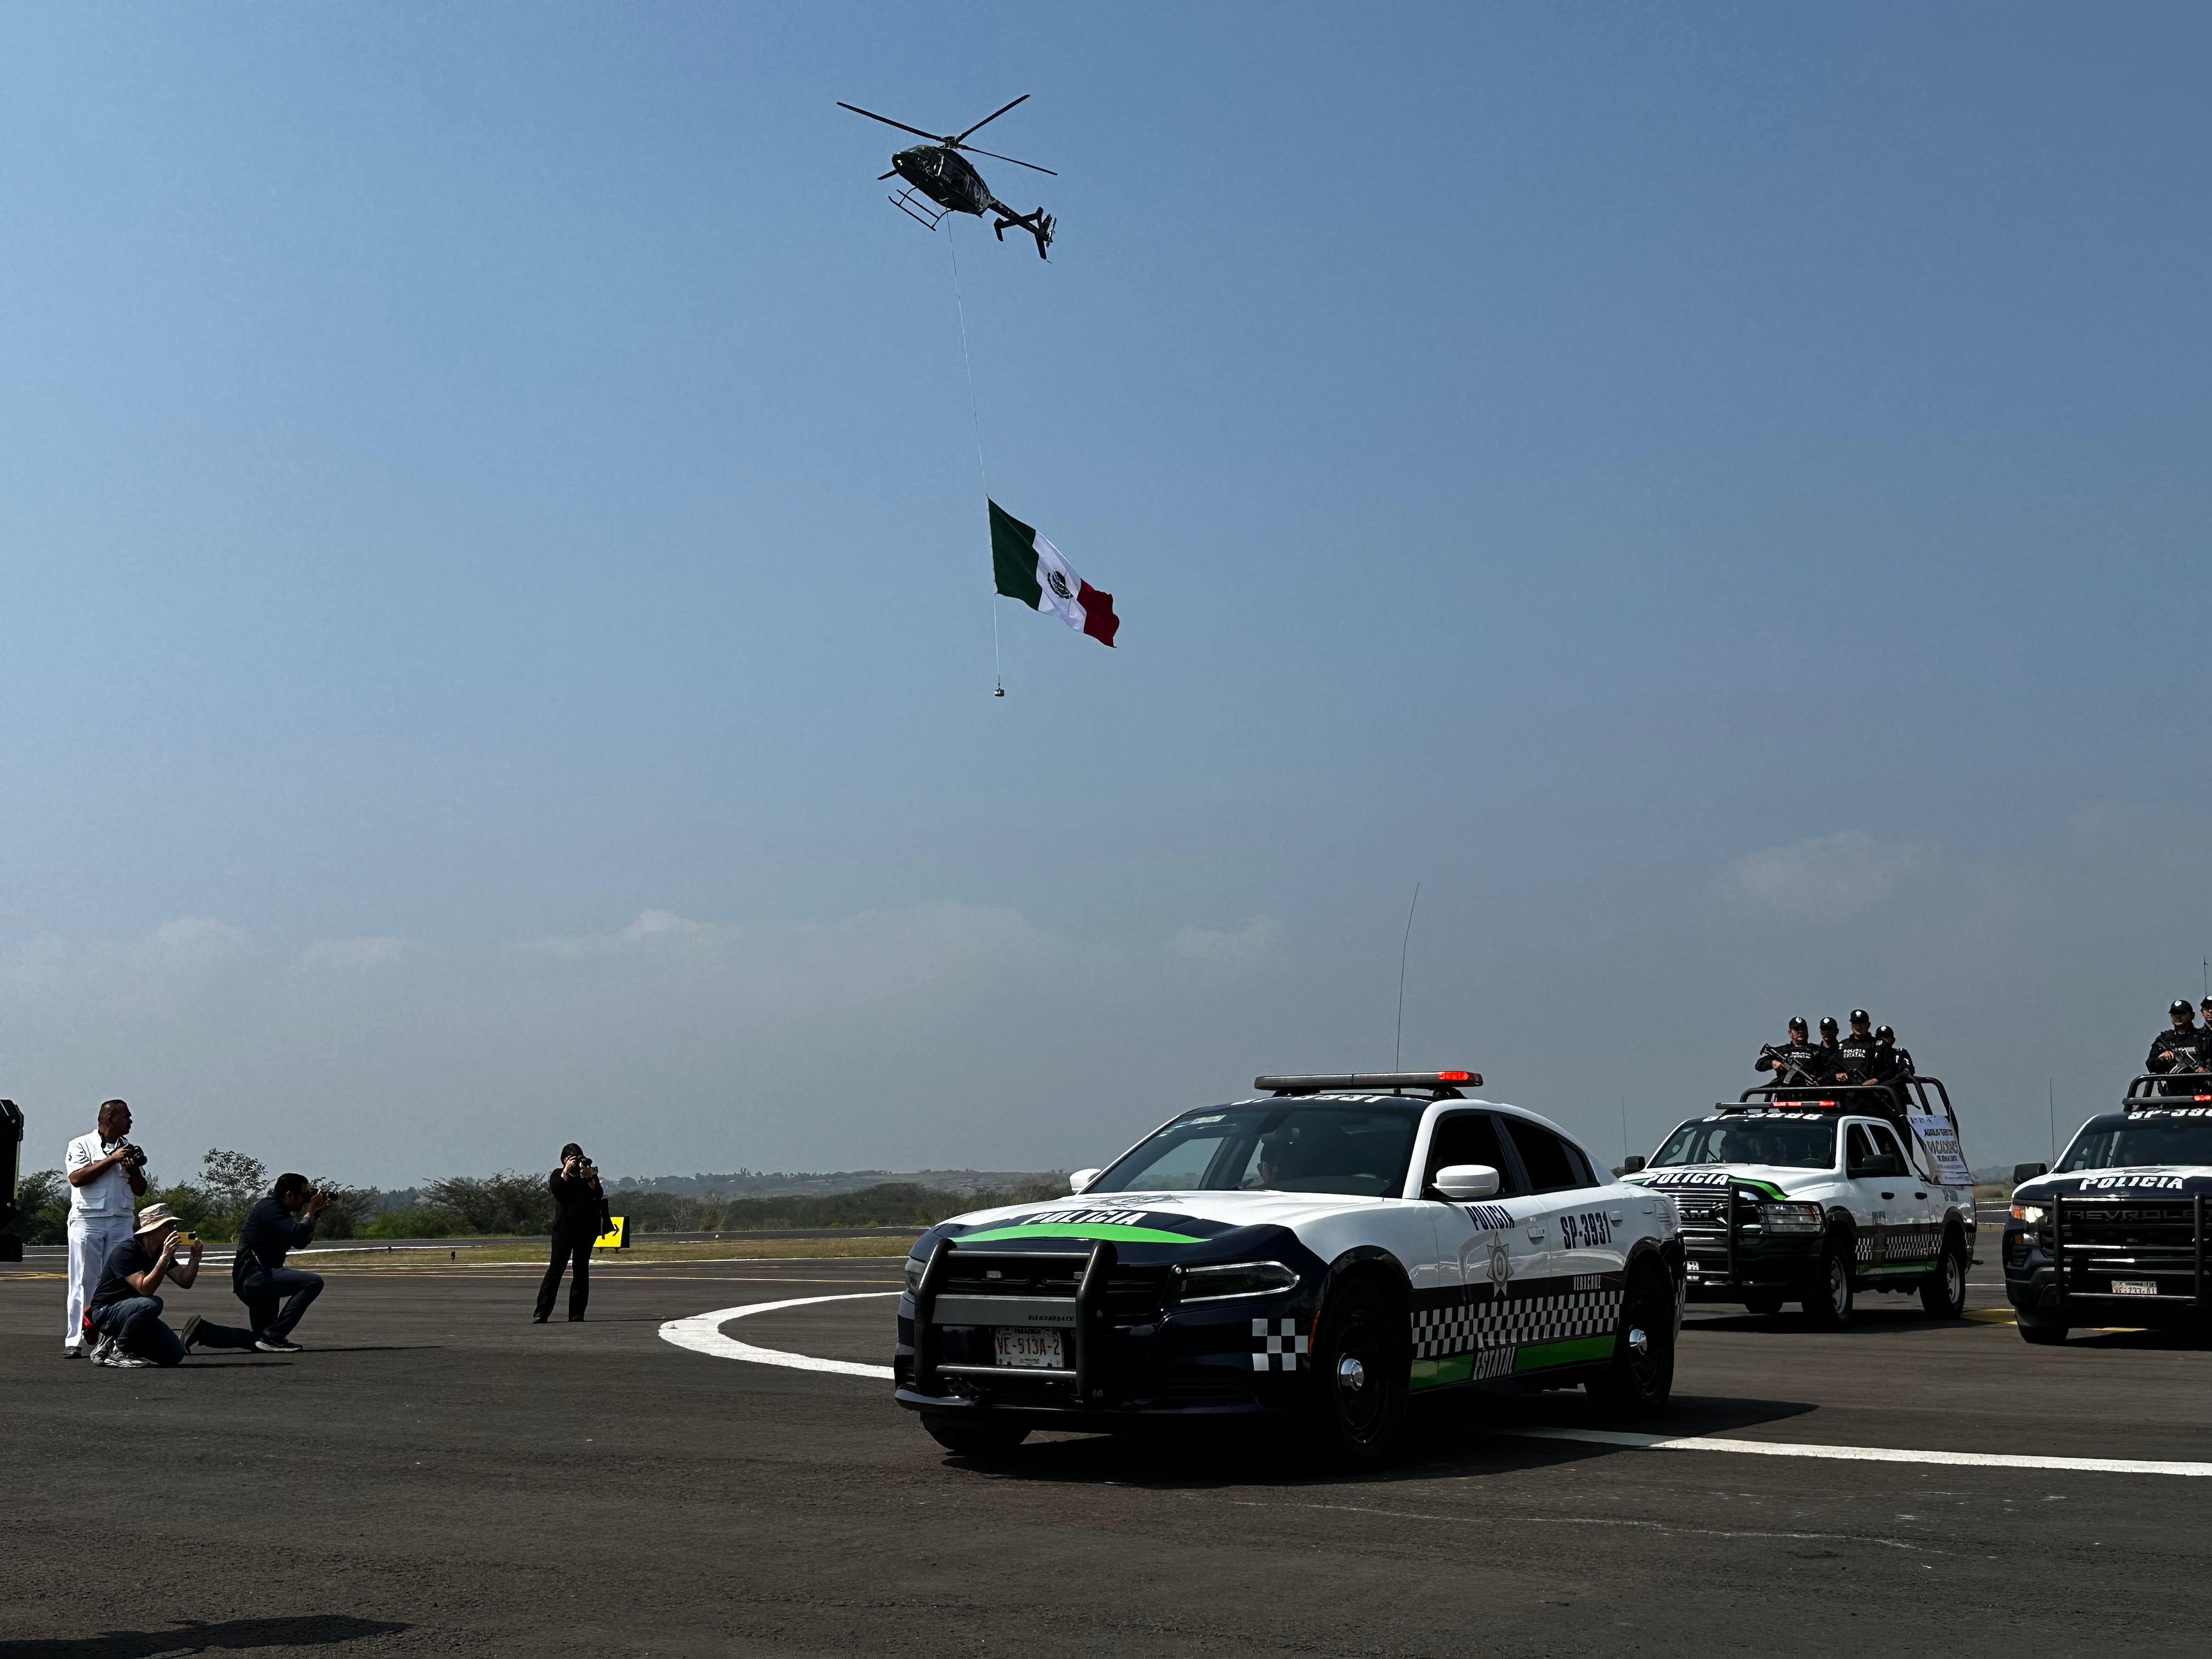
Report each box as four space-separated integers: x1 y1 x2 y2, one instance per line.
133 1203 182 1235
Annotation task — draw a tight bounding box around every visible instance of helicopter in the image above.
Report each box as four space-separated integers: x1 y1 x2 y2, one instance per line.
837 94 1057 259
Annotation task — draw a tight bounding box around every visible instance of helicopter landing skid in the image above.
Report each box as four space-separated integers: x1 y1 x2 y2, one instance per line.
888 189 947 231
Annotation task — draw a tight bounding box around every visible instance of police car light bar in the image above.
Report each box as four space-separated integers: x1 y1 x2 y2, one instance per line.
1256 1070 1481 1095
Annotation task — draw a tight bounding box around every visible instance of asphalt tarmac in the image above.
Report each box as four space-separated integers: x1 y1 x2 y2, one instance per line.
5 1248 2208 1658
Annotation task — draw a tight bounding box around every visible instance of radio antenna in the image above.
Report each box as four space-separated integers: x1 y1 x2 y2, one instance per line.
1393 882 1420 1070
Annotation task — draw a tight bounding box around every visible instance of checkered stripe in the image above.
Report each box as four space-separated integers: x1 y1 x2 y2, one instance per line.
1409 1290 1620 1360
1881 1224 1940 1263
1251 1317 1308 1372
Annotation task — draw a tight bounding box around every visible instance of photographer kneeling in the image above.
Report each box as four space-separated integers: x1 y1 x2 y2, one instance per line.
86 1205 257 1368
233 1174 329 1353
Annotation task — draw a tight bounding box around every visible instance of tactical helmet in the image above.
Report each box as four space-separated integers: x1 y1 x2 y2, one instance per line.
2174 999 2194 1020
1819 1015 1839 1037
1875 1024 1895 1043
1850 1008 1871 1026
1787 1016 1808 1034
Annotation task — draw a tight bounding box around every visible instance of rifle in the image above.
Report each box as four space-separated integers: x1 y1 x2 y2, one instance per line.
1757 1045 1821 1087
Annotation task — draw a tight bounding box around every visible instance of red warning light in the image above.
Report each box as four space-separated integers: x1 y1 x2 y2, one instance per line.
1438 1070 1471 1081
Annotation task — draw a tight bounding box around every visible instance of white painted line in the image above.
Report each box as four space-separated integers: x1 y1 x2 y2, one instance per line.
1510 1426 2212 1478
662 1292 2212 1478
658 1291 898 1379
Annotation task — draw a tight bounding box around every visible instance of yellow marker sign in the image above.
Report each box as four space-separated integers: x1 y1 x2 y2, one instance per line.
594 1215 628 1250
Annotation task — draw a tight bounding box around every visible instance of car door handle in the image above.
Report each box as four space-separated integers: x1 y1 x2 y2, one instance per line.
1915 1192 1927 1200
1880 1192 1895 1200
1526 1227 1545 1241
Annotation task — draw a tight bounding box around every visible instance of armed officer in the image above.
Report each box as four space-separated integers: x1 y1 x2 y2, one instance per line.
1834 1010 1881 1085
2147 1000 2212 1095
1815 1016 1843 1078
1872 1024 1914 1086
1756 1017 1822 1084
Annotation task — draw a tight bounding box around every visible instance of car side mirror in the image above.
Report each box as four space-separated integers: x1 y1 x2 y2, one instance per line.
1068 1168 1102 1193
1434 1164 1500 1200
1621 1155 1646 1175
2012 1161 2048 1184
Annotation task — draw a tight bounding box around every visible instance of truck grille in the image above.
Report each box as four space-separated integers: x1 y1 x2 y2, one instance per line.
2053 1197 2206 1303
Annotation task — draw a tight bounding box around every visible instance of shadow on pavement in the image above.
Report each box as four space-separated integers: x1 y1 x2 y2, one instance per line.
0 1614 409 1656
945 1391 1818 1490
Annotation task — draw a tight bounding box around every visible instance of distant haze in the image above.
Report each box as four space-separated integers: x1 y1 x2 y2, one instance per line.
2 7 2205 1186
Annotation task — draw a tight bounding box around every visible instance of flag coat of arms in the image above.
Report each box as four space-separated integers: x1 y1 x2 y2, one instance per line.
990 501 1119 647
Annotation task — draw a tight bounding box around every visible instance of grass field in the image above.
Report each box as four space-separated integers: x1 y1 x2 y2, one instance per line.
304 1234 921 1268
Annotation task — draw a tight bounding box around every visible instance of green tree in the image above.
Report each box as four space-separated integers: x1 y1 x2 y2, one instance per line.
199 1149 269 1218
423 1172 555 1235
13 1170 70 1245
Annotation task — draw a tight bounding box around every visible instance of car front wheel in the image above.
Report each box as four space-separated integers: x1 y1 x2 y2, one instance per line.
1587 1266 1676 1419
1802 1239 1854 1329
1299 1277 1407 1469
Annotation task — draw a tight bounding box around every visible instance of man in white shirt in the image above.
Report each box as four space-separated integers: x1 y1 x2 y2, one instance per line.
63 1099 147 1357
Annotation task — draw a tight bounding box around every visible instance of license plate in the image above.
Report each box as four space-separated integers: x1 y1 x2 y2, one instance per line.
994 1328 1065 1368
2112 1279 2159 1297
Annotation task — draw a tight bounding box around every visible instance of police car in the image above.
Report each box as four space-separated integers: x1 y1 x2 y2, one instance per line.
892 1071 1685 1465
2003 1075 2212 1345
1621 1075 1976 1326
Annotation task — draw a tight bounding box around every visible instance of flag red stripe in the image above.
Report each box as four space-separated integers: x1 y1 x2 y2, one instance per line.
1076 582 1119 647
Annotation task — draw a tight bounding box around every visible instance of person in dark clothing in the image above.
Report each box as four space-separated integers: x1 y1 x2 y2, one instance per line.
87 1204 258 1367
1756 1018 1822 1084
1834 1010 1881 1085
1815 1016 1843 1079
232 1175 330 1352
1872 1024 1914 1086
535 1143 612 1324
2148 1001 2212 1096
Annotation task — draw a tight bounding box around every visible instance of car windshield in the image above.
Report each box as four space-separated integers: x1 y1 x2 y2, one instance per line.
1090 1102 1420 1198
2058 1115 2212 1172
1651 1116 1837 1171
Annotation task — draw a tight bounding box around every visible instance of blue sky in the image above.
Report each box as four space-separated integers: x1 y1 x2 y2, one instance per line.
2 5 2207 1184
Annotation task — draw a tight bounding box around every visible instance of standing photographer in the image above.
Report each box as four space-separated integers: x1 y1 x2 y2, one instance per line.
232 1174 330 1352
534 1143 611 1324
62 1100 148 1358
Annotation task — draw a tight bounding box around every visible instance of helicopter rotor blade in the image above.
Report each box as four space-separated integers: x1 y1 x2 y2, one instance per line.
836 101 944 144
952 93 1029 145
957 144 1057 176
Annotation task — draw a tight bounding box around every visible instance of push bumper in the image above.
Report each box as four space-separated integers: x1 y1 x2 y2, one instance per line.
2006 1197 2212 1328
894 1236 1314 1425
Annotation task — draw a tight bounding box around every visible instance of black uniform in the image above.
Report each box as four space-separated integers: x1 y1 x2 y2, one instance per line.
1757 1041 1823 1082
535 1169 613 1322
1834 1033 1881 1084
2147 1025 2212 1095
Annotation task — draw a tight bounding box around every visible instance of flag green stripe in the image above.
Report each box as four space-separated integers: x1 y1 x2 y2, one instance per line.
989 500 1043 608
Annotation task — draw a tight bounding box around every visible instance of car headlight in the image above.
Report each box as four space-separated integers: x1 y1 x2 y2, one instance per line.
2011 1204 2045 1224
1176 1260 1299 1302
902 1254 928 1293
1758 1201 1823 1234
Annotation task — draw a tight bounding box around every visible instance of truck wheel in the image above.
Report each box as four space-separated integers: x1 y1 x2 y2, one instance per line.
2015 1316 2069 1347
1920 1237 1969 1319
1743 1294 1784 1316
1587 1266 1676 1420
1802 1240 1854 1329
920 1415 1031 1459
1298 1277 1406 1468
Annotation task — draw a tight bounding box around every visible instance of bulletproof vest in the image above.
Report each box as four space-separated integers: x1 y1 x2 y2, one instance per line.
1836 1036 1880 1079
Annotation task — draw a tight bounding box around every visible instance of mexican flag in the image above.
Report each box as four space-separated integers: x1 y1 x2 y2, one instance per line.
990 501 1119 647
